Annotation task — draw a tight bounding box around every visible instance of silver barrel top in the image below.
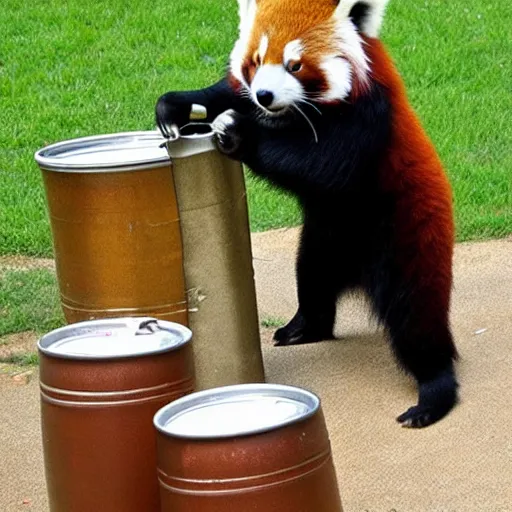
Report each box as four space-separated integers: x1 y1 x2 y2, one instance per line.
154 383 320 439
38 317 192 360
34 131 169 172
35 126 219 172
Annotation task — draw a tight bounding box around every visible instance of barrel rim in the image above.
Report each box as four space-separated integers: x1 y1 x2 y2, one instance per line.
153 383 320 440
164 123 217 160
37 317 192 360
34 131 171 172
35 128 220 172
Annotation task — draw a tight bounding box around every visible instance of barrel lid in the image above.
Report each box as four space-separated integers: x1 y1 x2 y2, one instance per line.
34 131 170 172
154 384 320 439
38 317 191 360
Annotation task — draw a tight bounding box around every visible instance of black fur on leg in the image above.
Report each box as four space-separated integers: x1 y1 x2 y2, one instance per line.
273 209 365 347
274 309 334 346
365 254 459 427
397 366 458 428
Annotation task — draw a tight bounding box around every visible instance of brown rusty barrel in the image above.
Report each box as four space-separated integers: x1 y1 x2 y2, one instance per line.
154 384 344 512
35 132 188 325
38 317 194 512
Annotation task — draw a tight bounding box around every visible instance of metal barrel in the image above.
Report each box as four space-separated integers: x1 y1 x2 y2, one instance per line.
165 124 265 390
154 384 344 512
35 132 188 325
38 317 195 512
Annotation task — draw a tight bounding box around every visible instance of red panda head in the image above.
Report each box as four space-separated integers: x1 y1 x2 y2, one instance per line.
230 0 390 116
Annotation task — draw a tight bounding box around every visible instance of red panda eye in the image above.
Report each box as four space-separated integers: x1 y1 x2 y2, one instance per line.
287 61 302 73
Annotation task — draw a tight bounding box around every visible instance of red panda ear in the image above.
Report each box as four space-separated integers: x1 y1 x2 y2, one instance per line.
333 0 389 38
349 2 371 32
332 0 355 22
236 0 259 35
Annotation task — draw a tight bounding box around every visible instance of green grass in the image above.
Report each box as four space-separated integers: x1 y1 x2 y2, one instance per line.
384 1 512 241
0 0 510 256
260 315 287 329
0 352 39 367
0 268 64 336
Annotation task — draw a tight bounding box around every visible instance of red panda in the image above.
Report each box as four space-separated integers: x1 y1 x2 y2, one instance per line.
156 0 458 428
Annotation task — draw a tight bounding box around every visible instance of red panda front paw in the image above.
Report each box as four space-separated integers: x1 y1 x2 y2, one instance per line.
212 109 244 156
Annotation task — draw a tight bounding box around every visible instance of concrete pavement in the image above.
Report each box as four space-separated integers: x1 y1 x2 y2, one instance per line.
1 229 511 511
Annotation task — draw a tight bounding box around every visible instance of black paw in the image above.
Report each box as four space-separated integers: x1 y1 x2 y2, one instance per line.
396 405 438 428
155 93 190 139
212 109 243 156
397 368 458 428
273 312 334 346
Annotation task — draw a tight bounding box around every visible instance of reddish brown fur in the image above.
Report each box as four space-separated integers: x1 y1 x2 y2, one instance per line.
240 5 453 332
367 38 455 334
252 0 335 66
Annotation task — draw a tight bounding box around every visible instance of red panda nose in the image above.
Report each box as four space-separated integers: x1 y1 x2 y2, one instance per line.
256 90 274 108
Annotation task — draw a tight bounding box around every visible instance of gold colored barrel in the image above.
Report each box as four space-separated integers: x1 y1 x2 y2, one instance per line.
35 132 188 325
165 125 265 390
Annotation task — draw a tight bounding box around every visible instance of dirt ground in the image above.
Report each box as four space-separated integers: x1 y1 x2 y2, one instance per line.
1 231 512 511
0 256 54 273
0 332 38 385
0 332 38 359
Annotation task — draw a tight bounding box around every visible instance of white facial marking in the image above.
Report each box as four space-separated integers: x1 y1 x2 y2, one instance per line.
230 0 258 85
230 41 247 84
258 34 269 62
283 39 304 64
323 18 369 99
251 64 304 112
320 56 352 102
336 19 370 75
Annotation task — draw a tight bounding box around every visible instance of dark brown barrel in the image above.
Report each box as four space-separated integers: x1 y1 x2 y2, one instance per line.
35 132 188 325
39 317 194 512
154 384 344 512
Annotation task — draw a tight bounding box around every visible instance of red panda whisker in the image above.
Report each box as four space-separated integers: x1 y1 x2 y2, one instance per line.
303 91 327 100
238 87 251 98
298 99 323 116
302 93 322 102
291 102 319 144
304 93 329 102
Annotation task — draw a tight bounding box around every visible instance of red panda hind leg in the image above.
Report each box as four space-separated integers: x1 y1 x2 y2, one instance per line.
365 245 458 427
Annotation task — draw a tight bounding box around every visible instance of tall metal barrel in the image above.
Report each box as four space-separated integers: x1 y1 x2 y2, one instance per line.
154 383 344 512
35 132 188 325
164 124 265 390
39 317 194 512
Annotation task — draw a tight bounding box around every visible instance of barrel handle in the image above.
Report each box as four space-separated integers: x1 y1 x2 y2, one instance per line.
135 318 175 335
